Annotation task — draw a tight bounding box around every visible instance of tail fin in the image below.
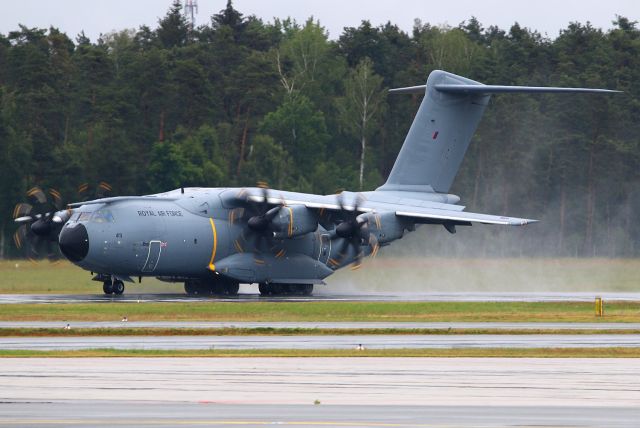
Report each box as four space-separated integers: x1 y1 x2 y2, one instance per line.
378 70 620 194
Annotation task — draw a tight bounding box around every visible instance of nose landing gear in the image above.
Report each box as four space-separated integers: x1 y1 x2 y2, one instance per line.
102 278 125 295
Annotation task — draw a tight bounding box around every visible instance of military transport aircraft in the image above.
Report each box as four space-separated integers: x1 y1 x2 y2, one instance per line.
13 70 618 296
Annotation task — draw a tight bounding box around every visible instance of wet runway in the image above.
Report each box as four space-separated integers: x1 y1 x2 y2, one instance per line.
2 291 640 303
1 357 639 427
3 320 640 330
2 333 640 350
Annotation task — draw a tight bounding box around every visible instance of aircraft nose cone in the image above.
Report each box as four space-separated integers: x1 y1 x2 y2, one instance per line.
58 224 89 262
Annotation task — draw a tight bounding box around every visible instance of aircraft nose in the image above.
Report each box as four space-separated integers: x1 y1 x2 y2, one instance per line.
58 223 89 262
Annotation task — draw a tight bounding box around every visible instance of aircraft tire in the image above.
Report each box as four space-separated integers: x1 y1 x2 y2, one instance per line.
184 281 198 295
258 283 271 296
271 283 285 295
223 282 239 296
112 280 125 295
198 283 214 295
102 281 114 295
300 284 313 296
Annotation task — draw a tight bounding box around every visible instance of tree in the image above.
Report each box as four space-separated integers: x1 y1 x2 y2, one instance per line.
156 0 189 48
337 58 386 189
261 94 329 184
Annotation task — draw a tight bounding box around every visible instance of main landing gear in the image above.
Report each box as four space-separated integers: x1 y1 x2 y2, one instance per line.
184 278 240 296
103 278 125 295
258 283 313 296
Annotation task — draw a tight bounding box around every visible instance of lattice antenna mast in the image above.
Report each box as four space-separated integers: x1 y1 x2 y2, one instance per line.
184 0 198 29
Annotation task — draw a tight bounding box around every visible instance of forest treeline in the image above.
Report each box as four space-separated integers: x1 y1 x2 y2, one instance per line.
0 1 639 257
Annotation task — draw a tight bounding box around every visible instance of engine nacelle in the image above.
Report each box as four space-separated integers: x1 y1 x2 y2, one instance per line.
272 205 318 239
359 211 409 245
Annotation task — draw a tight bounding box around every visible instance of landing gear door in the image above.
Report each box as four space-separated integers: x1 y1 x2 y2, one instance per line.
318 233 331 265
142 240 162 272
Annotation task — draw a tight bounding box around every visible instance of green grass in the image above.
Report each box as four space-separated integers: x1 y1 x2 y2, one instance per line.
0 260 175 294
2 258 640 294
2 300 639 322
3 327 640 336
1 347 639 358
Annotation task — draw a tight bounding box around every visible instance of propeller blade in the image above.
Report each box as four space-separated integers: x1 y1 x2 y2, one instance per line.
27 187 46 205
13 203 33 220
13 225 28 250
351 249 364 270
97 181 113 197
46 239 58 262
77 183 89 196
48 188 64 211
264 206 281 221
368 233 380 258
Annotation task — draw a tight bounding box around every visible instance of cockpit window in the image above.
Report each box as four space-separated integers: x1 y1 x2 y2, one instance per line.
70 212 81 222
90 209 115 223
78 212 92 222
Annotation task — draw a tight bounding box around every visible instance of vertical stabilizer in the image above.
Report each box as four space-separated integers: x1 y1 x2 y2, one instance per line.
378 70 490 194
378 70 618 194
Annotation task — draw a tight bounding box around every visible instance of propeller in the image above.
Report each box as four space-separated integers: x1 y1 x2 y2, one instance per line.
12 187 68 261
231 182 286 264
12 182 113 261
76 181 112 201
330 193 380 269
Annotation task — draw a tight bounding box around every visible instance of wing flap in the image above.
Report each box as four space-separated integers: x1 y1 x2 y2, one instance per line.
396 209 538 226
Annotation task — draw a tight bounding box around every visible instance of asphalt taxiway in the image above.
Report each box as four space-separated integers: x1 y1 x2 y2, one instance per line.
1 357 639 427
2 333 640 350
1 291 640 303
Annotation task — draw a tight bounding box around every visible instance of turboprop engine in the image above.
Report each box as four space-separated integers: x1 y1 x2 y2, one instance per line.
271 205 318 239
359 211 409 245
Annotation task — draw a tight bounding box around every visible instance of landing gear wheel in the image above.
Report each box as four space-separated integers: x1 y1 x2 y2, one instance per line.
271 283 285 295
103 280 114 295
184 281 198 295
197 283 212 295
223 282 240 296
112 280 125 295
258 283 272 296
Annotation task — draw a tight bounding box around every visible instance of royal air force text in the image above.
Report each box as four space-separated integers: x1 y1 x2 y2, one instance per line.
137 210 183 217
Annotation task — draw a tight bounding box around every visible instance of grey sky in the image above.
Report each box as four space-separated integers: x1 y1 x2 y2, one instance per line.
1 0 637 41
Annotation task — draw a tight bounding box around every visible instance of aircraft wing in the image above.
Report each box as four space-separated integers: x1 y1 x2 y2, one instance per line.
245 191 537 226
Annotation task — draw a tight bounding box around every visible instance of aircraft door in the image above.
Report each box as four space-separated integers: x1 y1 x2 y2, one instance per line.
141 240 162 272
133 207 166 272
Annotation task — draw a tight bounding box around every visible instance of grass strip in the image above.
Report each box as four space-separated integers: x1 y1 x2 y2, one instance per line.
2 327 640 336
2 301 640 322
1 347 639 358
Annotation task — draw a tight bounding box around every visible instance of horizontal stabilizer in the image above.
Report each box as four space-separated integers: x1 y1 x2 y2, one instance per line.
389 84 621 95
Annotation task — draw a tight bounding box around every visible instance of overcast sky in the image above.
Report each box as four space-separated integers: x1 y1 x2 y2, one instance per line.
1 0 638 41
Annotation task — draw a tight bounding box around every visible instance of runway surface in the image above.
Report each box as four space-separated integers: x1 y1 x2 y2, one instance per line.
3 320 640 330
1 357 639 427
2 291 640 303
2 334 640 350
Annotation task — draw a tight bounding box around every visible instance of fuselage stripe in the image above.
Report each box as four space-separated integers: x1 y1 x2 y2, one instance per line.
208 217 217 271
288 207 293 237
